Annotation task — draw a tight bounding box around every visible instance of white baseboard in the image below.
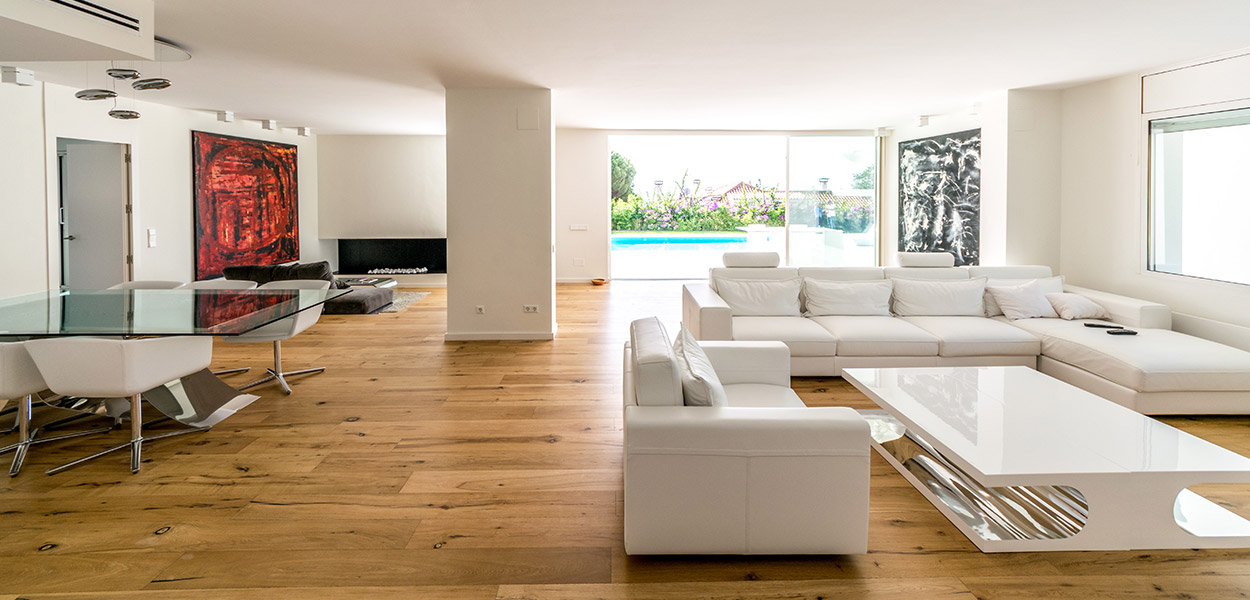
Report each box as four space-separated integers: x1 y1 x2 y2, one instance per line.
556 277 608 283
444 331 555 341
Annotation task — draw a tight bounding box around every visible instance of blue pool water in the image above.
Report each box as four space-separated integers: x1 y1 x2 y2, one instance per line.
611 233 747 249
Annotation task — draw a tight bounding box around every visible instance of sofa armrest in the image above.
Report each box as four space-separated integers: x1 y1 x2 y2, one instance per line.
700 341 790 386
682 283 732 340
625 405 868 457
1064 284 1173 329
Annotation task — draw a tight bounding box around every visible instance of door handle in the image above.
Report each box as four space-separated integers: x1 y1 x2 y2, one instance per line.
63 235 77 241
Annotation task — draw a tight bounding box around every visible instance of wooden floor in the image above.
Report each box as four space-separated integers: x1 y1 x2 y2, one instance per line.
3 280 1250 599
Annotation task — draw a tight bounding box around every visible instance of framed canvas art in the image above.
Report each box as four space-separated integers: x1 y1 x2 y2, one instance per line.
898 128 980 266
193 131 299 280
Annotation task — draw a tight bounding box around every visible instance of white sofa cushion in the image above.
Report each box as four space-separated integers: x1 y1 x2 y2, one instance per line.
732 316 837 357
890 277 987 317
802 278 892 317
1015 320 1250 392
988 279 1060 320
985 276 1064 317
1047 292 1110 320
809 316 939 357
723 383 808 408
714 278 802 316
629 317 683 407
673 325 728 407
901 317 1042 357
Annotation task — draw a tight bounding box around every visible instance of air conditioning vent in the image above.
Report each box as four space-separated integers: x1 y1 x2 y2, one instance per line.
44 0 140 32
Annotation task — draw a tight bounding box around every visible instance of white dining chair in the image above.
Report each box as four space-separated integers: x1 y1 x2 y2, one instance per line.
178 280 258 290
224 279 331 395
109 281 184 290
24 336 214 474
0 341 112 476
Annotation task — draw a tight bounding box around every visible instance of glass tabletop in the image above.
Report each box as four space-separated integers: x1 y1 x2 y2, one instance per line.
0 288 351 336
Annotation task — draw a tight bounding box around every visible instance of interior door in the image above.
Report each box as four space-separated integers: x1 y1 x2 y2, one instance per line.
61 142 131 289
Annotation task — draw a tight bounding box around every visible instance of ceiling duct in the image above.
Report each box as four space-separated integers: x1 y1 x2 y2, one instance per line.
43 0 140 32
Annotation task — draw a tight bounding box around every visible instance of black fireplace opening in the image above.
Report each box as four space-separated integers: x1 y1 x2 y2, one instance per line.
337 238 447 275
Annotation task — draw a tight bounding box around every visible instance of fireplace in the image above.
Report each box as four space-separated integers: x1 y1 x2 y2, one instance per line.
337 239 447 274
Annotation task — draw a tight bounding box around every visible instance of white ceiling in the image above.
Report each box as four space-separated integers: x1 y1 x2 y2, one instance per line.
12 0 1250 134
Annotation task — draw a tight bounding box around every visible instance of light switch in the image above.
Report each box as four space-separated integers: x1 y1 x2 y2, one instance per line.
147 228 157 248
569 224 588 231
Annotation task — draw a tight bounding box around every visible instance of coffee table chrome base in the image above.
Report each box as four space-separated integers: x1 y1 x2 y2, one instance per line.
862 409 1250 552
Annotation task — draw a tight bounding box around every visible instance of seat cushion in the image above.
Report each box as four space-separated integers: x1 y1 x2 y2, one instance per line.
901 317 1041 357
1017 320 1250 392
809 316 939 357
732 316 836 357
323 287 393 314
722 383 807 408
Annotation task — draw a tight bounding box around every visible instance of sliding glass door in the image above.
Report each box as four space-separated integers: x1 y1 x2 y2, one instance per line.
786 136 878 267
608 133 877 279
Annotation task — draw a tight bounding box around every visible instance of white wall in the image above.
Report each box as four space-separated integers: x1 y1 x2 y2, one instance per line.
445 88 555 340
0 82 50 297
318 135 447 239
1004 89 1062 269
554 128 610 282
1060 71 1250 328
0 80 332 294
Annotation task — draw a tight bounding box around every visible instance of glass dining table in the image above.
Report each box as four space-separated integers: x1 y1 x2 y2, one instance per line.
0 287 351 433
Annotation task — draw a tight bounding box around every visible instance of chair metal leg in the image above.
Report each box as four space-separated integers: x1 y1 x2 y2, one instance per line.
0 395 113 476
213 367 250 376
44 394 207 476
236 341 324 395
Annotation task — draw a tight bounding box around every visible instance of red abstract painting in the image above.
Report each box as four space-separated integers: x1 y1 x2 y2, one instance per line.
193 132 299 280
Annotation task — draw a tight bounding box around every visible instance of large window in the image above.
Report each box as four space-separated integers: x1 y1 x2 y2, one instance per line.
1149 107 1250 286
609 134 877 279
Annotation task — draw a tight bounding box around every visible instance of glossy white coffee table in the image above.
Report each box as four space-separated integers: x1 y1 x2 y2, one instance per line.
843 366 1250 552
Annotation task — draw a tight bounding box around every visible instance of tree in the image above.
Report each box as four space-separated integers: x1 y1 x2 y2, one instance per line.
852 164 875 190
611 152 636 201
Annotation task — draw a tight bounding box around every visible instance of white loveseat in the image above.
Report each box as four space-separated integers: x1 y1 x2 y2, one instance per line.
683 253 1250 415
622 317 870 555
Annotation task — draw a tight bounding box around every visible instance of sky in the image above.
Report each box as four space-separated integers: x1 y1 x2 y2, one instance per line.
609 134 875 196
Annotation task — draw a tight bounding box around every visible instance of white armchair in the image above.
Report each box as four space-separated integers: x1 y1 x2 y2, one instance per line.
622 317 870 555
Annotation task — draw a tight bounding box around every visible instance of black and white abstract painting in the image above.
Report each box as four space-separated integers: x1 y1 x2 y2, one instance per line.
898 128 981 266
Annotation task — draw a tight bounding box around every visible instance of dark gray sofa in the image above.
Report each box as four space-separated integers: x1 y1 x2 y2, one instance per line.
221 261 393 314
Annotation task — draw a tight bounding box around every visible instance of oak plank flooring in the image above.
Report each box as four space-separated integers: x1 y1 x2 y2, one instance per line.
0 281 1248 598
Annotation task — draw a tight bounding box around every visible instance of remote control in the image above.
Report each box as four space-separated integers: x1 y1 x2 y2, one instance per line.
1106 329 1138 336
1084 323 1123 329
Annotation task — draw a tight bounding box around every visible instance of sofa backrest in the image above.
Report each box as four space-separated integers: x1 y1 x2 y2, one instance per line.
628 317 683 407
723 252 780 268
798 267 884 281
884 267 969 280
968 265 1053 279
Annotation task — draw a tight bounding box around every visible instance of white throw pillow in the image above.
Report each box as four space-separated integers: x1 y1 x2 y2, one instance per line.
672 325 728 407
712 277 802 316
802 278 893 316
1046 292 1110 321
988 280 1059 320
984 276 1065 317
891 277 987 316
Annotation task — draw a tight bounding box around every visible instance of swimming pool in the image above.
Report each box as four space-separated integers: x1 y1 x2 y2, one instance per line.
611 232 748 250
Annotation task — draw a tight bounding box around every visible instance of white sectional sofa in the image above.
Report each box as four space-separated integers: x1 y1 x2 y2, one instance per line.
622 317 870 555
683 253 1250 415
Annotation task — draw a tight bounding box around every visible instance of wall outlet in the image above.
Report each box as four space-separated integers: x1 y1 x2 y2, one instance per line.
523 305 539 313
573 258 585 267
475 305 486 314
147 228 157 248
